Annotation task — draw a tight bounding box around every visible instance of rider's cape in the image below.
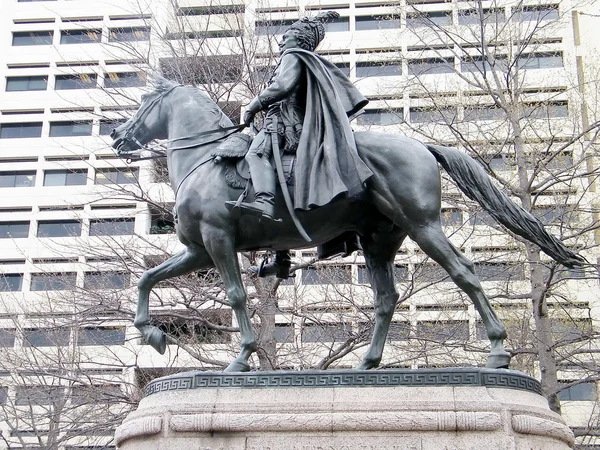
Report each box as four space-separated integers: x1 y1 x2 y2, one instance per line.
285 49 373 210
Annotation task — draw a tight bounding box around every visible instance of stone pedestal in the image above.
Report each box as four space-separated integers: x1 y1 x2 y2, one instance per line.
116 368 573 450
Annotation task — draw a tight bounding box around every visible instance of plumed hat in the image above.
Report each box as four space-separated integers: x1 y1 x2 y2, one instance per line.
287 11 340 51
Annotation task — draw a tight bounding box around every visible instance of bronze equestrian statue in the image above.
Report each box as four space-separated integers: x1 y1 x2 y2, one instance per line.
110 13 583 372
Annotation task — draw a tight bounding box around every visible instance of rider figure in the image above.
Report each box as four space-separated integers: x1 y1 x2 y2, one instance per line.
226 12 372 278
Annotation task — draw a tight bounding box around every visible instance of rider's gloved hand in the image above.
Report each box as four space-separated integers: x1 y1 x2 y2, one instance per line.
243 110 255 126
244 97 264 126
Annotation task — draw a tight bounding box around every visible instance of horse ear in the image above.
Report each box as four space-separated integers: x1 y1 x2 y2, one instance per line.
153 74 169 90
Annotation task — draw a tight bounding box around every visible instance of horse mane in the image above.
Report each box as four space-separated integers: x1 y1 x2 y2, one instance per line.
182 86 234 128
154 75 234 128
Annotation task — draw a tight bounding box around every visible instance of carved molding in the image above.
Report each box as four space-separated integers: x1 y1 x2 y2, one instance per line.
512 414 575 446
114 416 162 446
145 368 542 396
170 411 503 433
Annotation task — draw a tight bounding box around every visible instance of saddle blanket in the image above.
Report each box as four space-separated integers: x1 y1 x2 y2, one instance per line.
212 132 295 189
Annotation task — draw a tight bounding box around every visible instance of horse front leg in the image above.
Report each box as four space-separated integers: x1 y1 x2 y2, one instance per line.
202 225 257 372
358 230 406 370
136 247 212 354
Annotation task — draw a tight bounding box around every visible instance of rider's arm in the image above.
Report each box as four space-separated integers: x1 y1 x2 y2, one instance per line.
247 54 302 113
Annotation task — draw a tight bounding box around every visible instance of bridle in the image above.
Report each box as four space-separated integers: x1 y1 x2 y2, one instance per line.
115 84 246 162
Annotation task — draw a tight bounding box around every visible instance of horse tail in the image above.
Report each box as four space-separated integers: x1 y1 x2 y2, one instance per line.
425 144 584 268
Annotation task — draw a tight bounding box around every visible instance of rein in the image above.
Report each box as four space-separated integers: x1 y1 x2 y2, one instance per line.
125 123 247 163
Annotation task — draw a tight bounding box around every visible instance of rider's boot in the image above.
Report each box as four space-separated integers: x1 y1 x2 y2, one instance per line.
250 250 292 279
225 159 278 221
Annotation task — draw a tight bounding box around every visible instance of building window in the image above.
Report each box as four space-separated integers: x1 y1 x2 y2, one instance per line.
156 312 231 344
49 121 93 137
95 168 138 184
301 265 352 285
274 324 294 343
356 15 400 30
109 27 150 42
160 55 242 85
0 274 23 292
551 318 592 341
150 207 175 234
469 210 496 226
516 4 559 22
0 171 36 188
417 321 469 342
416 263 448 282
37 220 82 238
0 222 30 239
407 11 452 27
0 386 6 405
77 327 126 346
70 384 123 405
44 169 87 186
458 8 506 25
254 19 296 35
176 4 244 15
441 209 463 226
517 53 563 70
408 58 454 75
356 61 401 77
558 382 597 401
357 109 403 126
104 72 146 88
23 328 71 346
323 16 349 32
461 56 508 73
301 323 351 342
388 322 411 340
84 272 130 290
473 262 525 281
358 264 408 284
89 219 135 236
55 74 97 90
12 31 53 46
6 76 48 91
0 122 42 138
60 29 101 44
30 273 77 291
464 105 505 121
524 102 568 119
15 386 65 405
99 118 127 135
0 329 15 347
409 107 457 123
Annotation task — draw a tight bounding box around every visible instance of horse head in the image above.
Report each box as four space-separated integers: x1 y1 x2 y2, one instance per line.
110 75 180 158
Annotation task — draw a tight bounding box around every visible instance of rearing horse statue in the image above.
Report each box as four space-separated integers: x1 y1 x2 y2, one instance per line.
111 76 583 372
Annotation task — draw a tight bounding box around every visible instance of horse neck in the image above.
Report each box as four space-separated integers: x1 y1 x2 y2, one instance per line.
166 88 231 189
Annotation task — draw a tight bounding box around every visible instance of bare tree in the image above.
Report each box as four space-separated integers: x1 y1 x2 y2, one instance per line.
370 0 600 420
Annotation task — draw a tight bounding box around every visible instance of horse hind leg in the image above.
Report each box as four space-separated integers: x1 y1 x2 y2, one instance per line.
409 222 510 369
358 228 407 370
136 247 212 354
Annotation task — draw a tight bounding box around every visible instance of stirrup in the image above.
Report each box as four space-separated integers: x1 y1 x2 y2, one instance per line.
249 258 293 279
225 200 281 222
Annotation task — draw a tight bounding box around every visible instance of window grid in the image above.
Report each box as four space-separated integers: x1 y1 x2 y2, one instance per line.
6 76 48 92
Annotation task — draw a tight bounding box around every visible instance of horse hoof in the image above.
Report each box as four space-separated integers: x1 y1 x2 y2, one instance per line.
146 326 167 355
486 352 511 369
224 361 251 372
357 359 379 370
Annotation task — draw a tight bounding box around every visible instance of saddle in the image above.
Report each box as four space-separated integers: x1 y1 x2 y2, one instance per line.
212 133 296 190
